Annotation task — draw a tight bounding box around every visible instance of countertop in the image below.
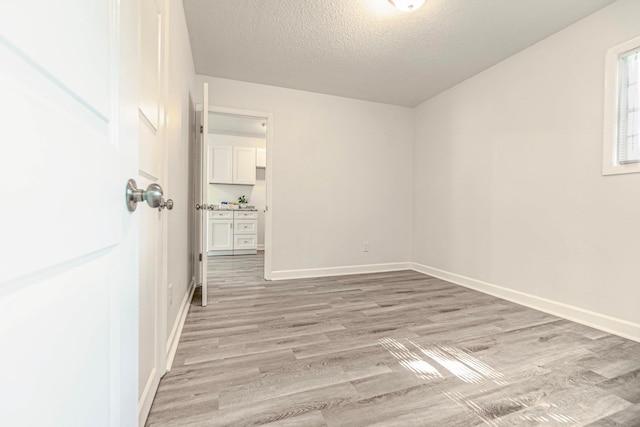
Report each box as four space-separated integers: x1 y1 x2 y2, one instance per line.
211 206 258 212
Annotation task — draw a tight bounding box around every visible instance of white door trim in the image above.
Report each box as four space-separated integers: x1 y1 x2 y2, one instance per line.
137 0 169 423
206 105 274 280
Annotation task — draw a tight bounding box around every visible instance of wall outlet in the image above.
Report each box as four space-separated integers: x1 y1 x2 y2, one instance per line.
363 241 369 252
168 283 173 306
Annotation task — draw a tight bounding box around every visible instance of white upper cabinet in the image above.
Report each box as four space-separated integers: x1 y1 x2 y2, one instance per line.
209 145 233 184
209 144 257 185
232 146 257 185
256 148 266 168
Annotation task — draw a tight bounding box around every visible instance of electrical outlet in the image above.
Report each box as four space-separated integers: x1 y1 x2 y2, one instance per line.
168 283 173 306
363 241 369 252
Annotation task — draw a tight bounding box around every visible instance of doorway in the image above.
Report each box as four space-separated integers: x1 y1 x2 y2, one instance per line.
195 101 274 306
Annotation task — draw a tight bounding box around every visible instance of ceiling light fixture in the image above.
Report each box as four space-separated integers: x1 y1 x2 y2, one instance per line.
388 0 425 12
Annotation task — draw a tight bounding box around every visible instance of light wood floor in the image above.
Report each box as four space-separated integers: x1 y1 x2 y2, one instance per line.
146 254 640 426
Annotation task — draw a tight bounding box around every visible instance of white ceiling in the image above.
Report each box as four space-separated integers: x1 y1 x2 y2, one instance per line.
184 0 617 107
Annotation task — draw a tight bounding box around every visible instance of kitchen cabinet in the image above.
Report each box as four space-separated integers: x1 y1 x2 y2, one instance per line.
208 220 233 251
209 144 256 185
208 210 258 255
232 210 258 254
256 148 266 168
209 146 233 184
233 146 257 185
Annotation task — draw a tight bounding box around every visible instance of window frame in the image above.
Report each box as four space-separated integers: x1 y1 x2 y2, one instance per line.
602 37 640 175
603 36 640 176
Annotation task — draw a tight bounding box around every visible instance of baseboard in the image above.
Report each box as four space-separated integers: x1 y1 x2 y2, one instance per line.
165 277 196 371
258 244 265 250
411 263 640 343
208 250 232 256
138 367 159 427
271 262 412 281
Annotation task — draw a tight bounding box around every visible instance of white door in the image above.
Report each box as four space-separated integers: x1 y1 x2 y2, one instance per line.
0 0 139 426
199 84 210 306
138 0 168 424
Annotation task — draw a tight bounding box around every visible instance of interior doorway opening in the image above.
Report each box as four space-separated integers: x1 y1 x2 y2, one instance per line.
194 96 273 306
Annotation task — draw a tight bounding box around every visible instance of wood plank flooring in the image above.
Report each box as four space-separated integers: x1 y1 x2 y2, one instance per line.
146 254 640 426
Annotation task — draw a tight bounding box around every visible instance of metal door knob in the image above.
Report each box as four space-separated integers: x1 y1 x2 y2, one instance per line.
126 179 164 212
159 199 174 211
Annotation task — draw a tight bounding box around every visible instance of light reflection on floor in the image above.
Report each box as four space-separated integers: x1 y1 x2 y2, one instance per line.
378 338 579 425
379 337 442 381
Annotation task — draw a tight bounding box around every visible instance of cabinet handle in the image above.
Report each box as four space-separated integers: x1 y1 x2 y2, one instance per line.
230 223 233 229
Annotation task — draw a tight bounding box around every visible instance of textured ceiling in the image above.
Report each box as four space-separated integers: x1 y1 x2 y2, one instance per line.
184 0 617 107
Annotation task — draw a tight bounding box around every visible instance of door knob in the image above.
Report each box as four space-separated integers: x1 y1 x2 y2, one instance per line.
159 199 174 211
126 179 164 212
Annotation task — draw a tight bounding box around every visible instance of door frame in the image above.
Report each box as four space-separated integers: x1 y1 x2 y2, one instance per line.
137 0 170 423
205 105 274 280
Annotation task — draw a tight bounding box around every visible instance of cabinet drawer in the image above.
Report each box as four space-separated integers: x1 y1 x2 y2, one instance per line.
210 211 233 219
234 220 257 235
234 234 257 250
233 210 258 219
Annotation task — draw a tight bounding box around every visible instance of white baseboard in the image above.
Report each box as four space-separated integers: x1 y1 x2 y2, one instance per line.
138 367 159 427
165 277 196 371
411 263 640 343
271 262 412 281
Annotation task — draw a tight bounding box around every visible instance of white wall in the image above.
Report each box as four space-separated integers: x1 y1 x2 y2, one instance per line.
165 0 196 352
196 76 414 274
207 133 267 247
412 0 640 338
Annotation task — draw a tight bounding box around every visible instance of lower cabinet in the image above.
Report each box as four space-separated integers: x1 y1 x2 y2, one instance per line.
208 219 233 251
208 210 258 255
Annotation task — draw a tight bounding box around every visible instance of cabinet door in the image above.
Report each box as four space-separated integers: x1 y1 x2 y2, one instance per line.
233 146 256 185
209 145 233 184
256 148 266 168
208 220 233 251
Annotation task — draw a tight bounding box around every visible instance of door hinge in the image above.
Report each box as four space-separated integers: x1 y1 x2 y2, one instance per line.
199 253 203 262
200 125 203 134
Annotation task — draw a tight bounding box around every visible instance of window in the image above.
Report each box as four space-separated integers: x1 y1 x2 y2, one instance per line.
617 49 640 164
603 36 640 175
